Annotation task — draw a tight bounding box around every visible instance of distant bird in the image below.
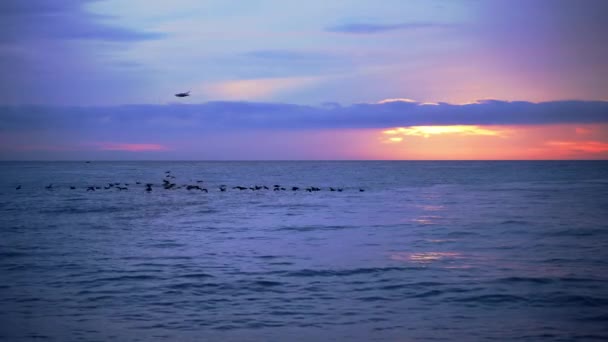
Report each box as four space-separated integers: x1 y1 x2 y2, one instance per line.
45 184 53 190
16 185 21 190
175 91 190 98
219 185 227 192
70 186 76 190
186 185 203 191
86 186 95 192
359 188 365 192
292 187 299 191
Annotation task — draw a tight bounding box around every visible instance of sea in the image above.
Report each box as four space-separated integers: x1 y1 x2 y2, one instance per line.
1 161 607 341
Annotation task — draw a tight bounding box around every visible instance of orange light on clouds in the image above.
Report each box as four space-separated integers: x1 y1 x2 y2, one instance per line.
369 124 608 159
545 141 608 154
382 125 507 140
199 76 320 101
95 143 168 152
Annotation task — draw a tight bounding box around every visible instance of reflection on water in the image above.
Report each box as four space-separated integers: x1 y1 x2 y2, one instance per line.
390 251 462 263
417 205 445 211
411 215 442 224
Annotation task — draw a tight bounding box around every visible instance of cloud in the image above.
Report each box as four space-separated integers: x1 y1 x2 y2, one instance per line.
0 0 165 106
199 77 322 101
93 142 169 152
1 100 608 136
243 50 332 62
0 0 164 43
377 98 417 104
545 141 608 154
382 126 505 139
326 22 451 34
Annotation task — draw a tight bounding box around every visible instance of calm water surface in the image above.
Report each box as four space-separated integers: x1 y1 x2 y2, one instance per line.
1 161 607 341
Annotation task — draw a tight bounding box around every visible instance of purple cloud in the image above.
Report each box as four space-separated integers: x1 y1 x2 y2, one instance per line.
0 0 164 42
1 100 607 136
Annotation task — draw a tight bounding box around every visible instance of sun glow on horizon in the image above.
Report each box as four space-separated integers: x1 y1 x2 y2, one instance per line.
382 125 506 139
371 124 608 160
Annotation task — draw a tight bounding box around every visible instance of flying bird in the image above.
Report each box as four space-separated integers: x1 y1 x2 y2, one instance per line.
175 91 190 98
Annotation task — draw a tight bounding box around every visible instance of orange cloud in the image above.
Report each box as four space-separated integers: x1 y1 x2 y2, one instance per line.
382 125 507 140
370 124 608 159
200 76 321 101
545 141 608 154
575 127 593 135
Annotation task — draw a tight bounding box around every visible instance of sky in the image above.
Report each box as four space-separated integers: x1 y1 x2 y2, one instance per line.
1 0 607 160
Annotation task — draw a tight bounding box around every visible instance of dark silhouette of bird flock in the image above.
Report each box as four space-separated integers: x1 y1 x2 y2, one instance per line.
15 170 366 193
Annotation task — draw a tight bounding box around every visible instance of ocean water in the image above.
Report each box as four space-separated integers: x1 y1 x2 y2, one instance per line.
1 161 608 341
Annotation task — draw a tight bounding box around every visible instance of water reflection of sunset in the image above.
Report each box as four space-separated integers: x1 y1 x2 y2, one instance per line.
390 252 461 263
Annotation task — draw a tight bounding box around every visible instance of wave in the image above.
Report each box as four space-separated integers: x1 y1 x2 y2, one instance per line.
276 225 354 232
286 267 420 277
451 294 528 304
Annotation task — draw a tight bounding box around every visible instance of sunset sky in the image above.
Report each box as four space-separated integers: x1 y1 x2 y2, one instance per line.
1 0 607 159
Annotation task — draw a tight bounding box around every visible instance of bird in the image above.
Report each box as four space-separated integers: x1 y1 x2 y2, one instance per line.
16 185 21 190
175 91 190 98
45 184 53 190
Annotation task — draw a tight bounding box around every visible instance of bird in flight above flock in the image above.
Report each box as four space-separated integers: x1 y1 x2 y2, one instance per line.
175 91 190 98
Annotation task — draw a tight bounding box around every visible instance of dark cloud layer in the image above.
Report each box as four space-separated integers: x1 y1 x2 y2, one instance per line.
2 100 607 135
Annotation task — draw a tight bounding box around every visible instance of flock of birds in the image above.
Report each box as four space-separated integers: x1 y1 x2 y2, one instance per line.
15 170 366 193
